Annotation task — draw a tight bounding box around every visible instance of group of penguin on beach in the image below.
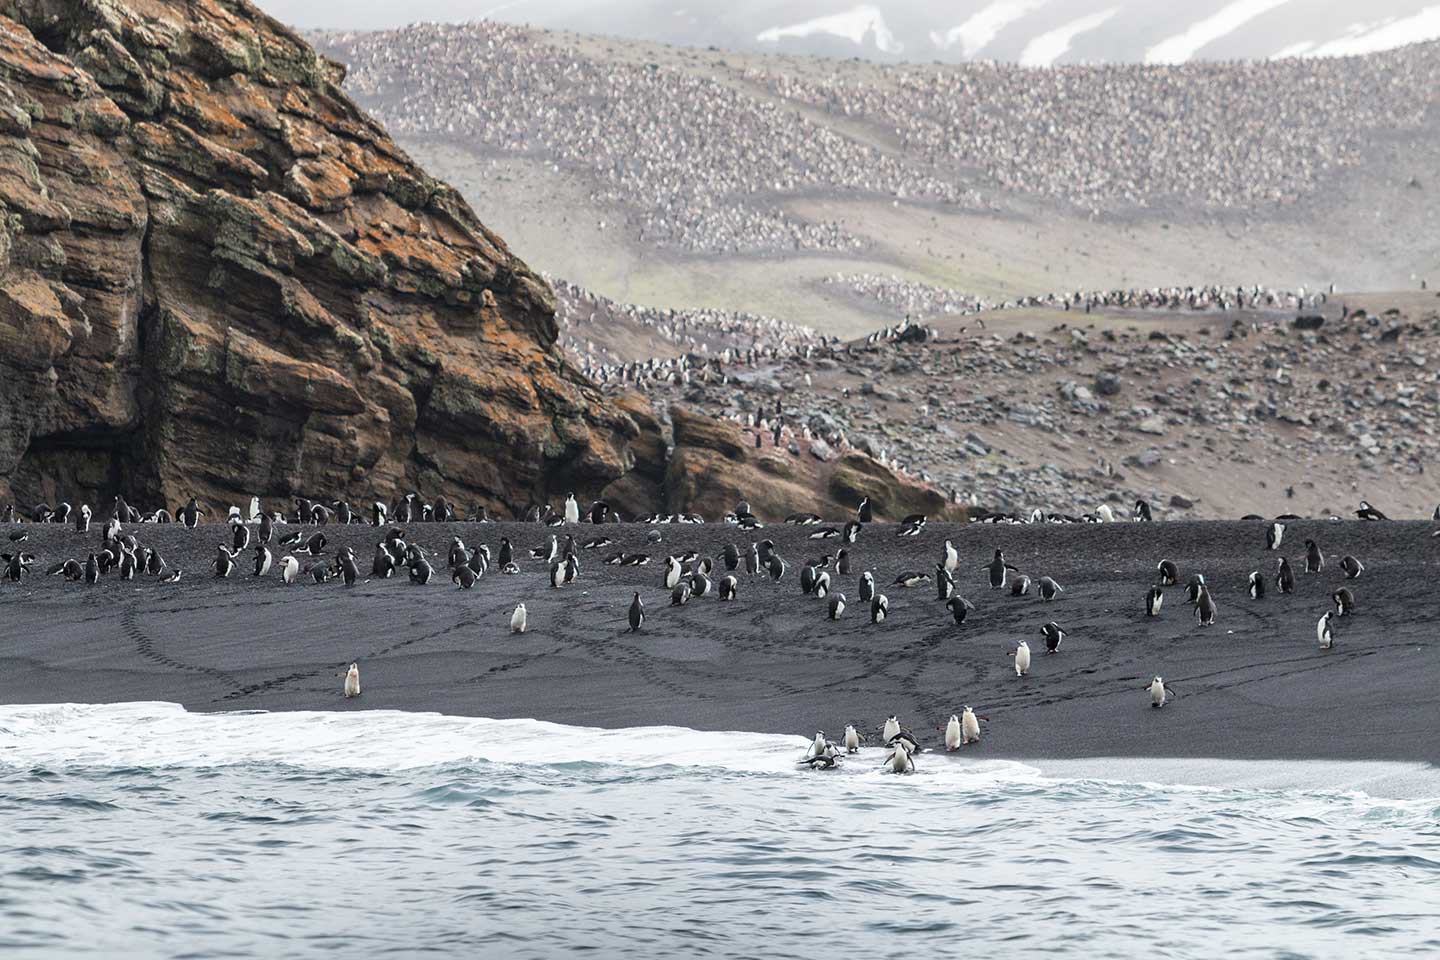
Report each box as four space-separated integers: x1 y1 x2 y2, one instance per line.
2 490 1431 759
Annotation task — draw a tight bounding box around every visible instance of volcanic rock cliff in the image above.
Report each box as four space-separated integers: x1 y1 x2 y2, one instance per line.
0 0 953 520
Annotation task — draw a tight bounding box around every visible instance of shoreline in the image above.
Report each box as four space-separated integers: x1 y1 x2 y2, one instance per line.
2 519 1437 771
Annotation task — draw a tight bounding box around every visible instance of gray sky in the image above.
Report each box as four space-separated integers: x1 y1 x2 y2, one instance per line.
265 0 1440 64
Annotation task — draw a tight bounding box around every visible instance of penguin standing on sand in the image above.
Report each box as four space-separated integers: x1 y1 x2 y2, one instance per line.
254 545 273 577
1134 500 1153 522
1317 610 1335 649
1040 621 1066 653
564 493 580 524
1248 570 1265 600
842 521 861 543
343 663 361 698
664 556 682 590
1304 539 1324 574
181 497 204 530
1276 557 1295 594
936 565 954 600
627 592 645 632
767 554 786 582
671 581 691 605
941 539 958 574
813 571 830 599
722 543 740 571
961 706 983 744
870 594 889 623
1009 575 1032 597
1332 587 1355 616
1149 677 1170 708
946 595 975 624
511 604 527 634
745 543 760 576
718 575 738 600
1145 585 1164 616
339 551 359 587
983 550 1019 589
1157 559 1179 586
944 714 963 751
836 549 852 575
828 593 846 620
859 571 876 602
213 546 238 578
1266 522 1285 551
1038 576 1064 601
1012 640 1031 677
75 504 91 533
857 497 872 523
1339 555 1364 579
281 555 300 584
1195 587 1217 626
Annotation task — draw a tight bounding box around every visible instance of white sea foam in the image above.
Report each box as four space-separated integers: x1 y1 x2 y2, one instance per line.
757 4 903 55
2 703 1434 801
1304 7 1440 56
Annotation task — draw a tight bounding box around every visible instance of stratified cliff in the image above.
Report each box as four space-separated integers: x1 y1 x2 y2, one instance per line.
0 0 641 514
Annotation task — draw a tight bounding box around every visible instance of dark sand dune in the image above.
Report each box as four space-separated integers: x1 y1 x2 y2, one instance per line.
1 520 1436 765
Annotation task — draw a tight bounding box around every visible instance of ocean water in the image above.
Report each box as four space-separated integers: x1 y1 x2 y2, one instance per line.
1 705 1438 959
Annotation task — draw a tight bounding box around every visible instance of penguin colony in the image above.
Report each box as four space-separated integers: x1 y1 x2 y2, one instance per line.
0 493 1422 766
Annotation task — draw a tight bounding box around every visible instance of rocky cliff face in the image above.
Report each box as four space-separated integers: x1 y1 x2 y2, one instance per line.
0 0 954 520
0 0 641 514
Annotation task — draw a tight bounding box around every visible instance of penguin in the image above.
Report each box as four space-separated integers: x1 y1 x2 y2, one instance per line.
280 554 300 584
961 706 983 744
1009 575 1032 597
549 559 564 588
1134 499 1153 522
1276 557 1295 594
589 500 611 525
836 549 851 575
664 555 682 590
343 663 361 698
371 501 388 527
813 571 830 599
944 714 962 751
1184 575 1207 606
1012 640 1031 677
808 527 840 541
857 496 872 523
84 553 100 584
1040 621 1066 653
881 738 915 774
893 571 929 588
843 724 861 752
258 511 273 546
1355 500 1387 521
160 568 182 583
309 562 331 584
1266 521 1285 551
298 532 327 557
767 554 786 582
453 563 477 589
670 581 691 605
1152 555 1175 587
1304 539 1324 574
1317 610 1335 649
690 570 711 598
1194 588 1217 627
936 565 955 600
800 564 817 595
941 539 958 573
744 542 760 576
1149 677 1169 708
627 592 645 632
511 603 528 634
896 514 926 537
1145 585 1164 617
339 551 359 587
118 548 137 580
882 716 901 743
180 497 204 530
75 504 91 533
143 548 166 576
1332 587 1355 617
946 595 975 624
409 558 433 585
497 537 514 568
1339 555 1364 580
447 537 469 569
983 550 1019 589
1038 576 1064 601
722 543 740 571
827 592 846 620
564 493 580 524
718 575 738 600
213 546 237 578
870 593 888 623
372 544 395 578
859 571 876 602
47 558 83 580
231 520 250 552
1248 570 1265 600
254 545 273 577
1096 504 1116 523
842 520 861 543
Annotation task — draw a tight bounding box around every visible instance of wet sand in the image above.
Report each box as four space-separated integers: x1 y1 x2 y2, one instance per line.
1 519 1436 765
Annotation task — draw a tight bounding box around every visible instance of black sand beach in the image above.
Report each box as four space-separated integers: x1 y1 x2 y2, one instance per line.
2 519 1436 765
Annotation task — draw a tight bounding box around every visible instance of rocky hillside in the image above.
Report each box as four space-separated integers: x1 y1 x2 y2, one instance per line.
0 0 949 520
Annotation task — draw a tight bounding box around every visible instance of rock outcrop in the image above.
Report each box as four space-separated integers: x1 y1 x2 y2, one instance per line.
0 0 958 521
0 0 639 514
